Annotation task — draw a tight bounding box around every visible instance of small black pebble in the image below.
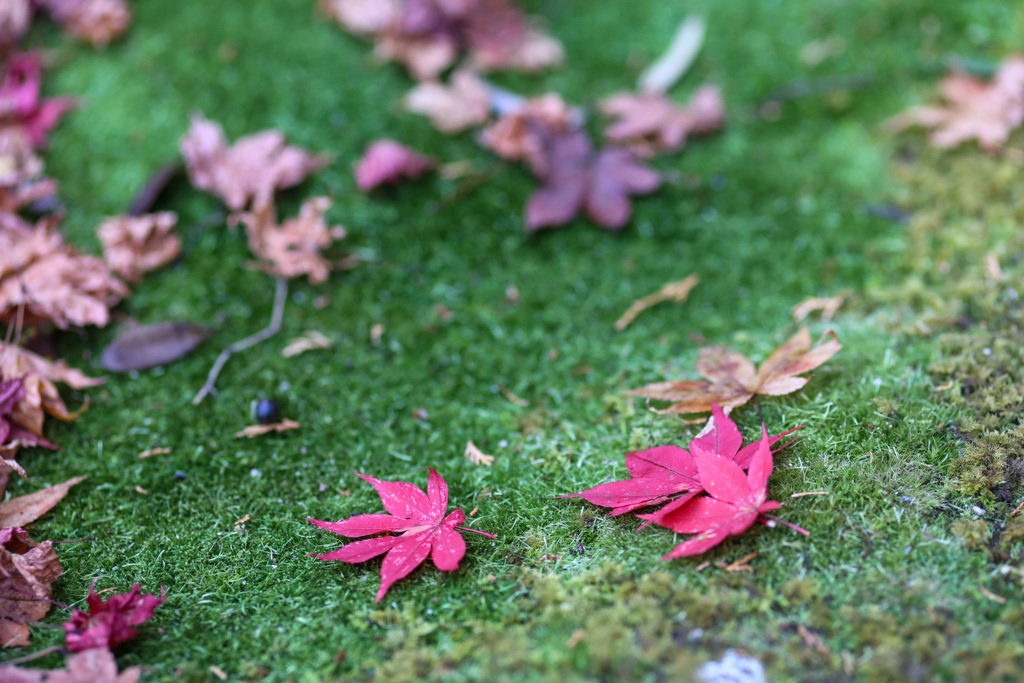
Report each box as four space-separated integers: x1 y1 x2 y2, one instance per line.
173 471 188 480
253 398 282 425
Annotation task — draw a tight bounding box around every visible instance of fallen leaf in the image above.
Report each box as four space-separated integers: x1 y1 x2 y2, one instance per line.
0 527 62 648
615 274 699 331
0 475 85 528
234 514 251 526
100 321 212 372
0 53 77 149
0 1 32 47
282 331 332 358
885 56 1024 151
209 666 228 682
719 551 757 572
180 113 329 211
136 447 169 459
134 486 147 495
480 93 577 175
562 405 797 526
0 646 142 682
640 424 798 559
464 441 494 466
790 295 845 322
524 130 661 231
234 418 300 438
318 0 399 36
355 139 433 192
1 377 57 460
403 68 491 134
62 582 165 652
308 468 496 601
97 212 180 284
627 327 842 415
600 86 725 157
35 0 132 46
233 197 348 284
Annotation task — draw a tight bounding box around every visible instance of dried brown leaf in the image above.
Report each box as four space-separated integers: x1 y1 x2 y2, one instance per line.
0 475 85 528
100 321 213 372
791 295 845 322
234 418 300 438
614 274 699 330
464 440 495 466
0 527 62 648
403 69 491 134
98 212 180 283
137 447 170 459
282 331 332 358
37 0 132 46
318 0 399 36
0 647 142 682
600 86 725 157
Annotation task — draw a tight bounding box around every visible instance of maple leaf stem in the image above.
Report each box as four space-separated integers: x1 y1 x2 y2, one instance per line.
760 514 810 536
193 277 288 404
455 526 497 539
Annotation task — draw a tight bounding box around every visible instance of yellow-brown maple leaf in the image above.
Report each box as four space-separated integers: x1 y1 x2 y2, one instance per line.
627 327 841 414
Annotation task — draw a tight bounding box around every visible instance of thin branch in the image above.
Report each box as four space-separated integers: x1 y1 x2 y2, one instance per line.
639 16 706 94
0 645 64 665
127 160 182 216
193 277 288 405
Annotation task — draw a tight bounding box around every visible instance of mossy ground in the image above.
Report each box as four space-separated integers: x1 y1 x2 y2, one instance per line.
5 0 1024 680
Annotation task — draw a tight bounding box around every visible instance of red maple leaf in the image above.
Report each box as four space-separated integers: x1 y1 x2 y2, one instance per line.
62 582 166 652
639 423 808 559
561 405 797 524
308 468 495 602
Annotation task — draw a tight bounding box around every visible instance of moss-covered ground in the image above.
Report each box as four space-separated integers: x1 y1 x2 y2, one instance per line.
6 0 1024 680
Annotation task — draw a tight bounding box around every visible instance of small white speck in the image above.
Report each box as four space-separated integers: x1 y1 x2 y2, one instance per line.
251 469 261 477
983 348 992 355
498 440 508 448
971 505 986 516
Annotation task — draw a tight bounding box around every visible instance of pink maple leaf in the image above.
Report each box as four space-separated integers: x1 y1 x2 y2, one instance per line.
0 53 76 148
354 139 433 192
308 468 495 602
62 582 166 652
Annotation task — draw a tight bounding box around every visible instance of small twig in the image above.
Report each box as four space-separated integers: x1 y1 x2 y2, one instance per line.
639 16 706 94
193 277 288 405
790 491 830 498
0 644 64 665
128 160 182 216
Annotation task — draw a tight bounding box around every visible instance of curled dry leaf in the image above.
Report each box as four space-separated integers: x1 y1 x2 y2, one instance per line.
0 53 77 149
1 378 56 461
480 93 577 174
0 127 44 189
35 0 132 46
355 139 434 192
233 197 348 284
0 342 104 443
403 68 490 134
100 321 212 372
790 294 845 322
63 582 165 652
0 526 62 648
180 113 330 211
615 274 699 331
600 86 725 157
97 212 180 283
0 475 85 528
464 440 494 466
885 56 1024 152
234 418 300 438
0 647 142 683
627 327 842 414
281 331 332 358
307 468 495 602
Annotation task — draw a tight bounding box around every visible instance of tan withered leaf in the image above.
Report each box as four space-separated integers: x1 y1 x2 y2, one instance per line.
37 0 133 47
0 527 62 648
235 418 300 438
599 86 725 158
97 211 180 283
403 69 491 134
627 327 842 414
281 331 332 358
0 343 104 438
464 441 494 467
0 647 142 682
0 476 85 528
615 274 699 331
233 197 349 285
318 0 399 36
791 295 845 322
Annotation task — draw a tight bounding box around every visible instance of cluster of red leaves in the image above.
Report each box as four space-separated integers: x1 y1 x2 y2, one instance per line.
320 0 563 82
1 0 131 49
886 56 1024 152
179 114 353 284
564 405 806 559
308 468 495 602
62 582 166 652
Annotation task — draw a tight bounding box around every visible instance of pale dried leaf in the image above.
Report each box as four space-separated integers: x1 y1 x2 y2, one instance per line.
403 69 491 134
37 0 132 46
0 528 62 649
235 418 300 438
282 331 332 358
0 647 142 682
100 321 212 372
137 447 170 459
318 0 399 36
464 441 494 466
791 295 845 322
614 274 699 330
97 212 180 283
0 476 85 528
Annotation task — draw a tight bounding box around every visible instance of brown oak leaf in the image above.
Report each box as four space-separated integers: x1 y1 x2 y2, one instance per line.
627 327 842 414
0 526 62 648
180 113 330 211
0 647 141 682
885 56 1024 152
35 0 132 46
97 212 180 283
232 197 347 285
403 68 490 133
599 85 725 157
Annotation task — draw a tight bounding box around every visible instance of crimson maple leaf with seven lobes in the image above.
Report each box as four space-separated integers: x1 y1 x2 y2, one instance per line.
308 469 495 602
